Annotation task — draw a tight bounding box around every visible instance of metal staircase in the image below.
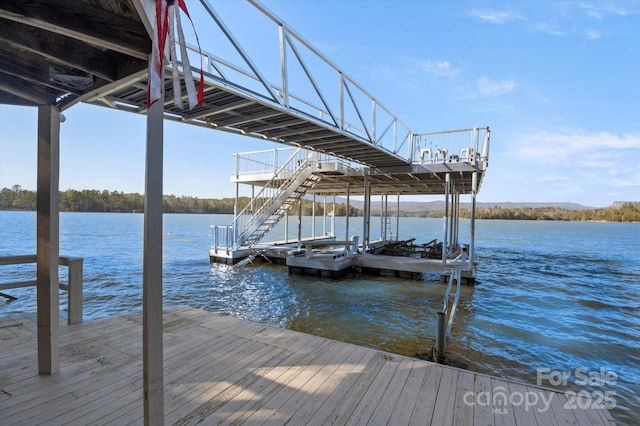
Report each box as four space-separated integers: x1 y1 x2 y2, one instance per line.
232 149 320 248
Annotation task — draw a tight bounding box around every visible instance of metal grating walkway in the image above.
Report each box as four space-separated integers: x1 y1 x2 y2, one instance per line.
89 74 411 169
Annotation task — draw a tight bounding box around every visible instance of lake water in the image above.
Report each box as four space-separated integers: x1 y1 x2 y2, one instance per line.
1 211 638 425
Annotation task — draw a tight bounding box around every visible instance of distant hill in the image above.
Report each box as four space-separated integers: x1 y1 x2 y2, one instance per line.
340 199 596 211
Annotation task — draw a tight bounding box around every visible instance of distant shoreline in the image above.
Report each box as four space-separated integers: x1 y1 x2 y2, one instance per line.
2 186 639 222
2 208 639 224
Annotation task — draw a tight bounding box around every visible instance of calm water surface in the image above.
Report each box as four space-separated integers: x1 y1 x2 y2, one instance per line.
1 211 638 425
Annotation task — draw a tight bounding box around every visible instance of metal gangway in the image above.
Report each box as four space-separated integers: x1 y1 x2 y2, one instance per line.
89 0 415 170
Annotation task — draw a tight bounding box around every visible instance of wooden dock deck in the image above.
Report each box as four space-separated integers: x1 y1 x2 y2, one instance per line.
1 306 614 425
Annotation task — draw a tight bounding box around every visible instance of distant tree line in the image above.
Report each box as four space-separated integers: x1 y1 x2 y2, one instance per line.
372 204 640 222
2 186 638 222
0 186 360 216
468 204 640 222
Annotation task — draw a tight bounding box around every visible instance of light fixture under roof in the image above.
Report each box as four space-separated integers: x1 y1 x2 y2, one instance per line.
49 66 94 91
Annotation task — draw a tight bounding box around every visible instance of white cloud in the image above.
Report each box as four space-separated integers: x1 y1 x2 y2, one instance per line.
454 77 517 101
583 28 602 39
477 77 516 96
584 9 604 20
512 131 640 171
469 10 524 24
537 175 571 182
420 60 459 77
578 2 632 19
371 63 393 76
534 22 567 36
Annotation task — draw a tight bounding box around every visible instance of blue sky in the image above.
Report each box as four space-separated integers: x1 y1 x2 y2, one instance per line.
1 0 639 207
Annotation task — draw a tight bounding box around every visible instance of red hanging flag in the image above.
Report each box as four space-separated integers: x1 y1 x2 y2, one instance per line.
148 0 204 109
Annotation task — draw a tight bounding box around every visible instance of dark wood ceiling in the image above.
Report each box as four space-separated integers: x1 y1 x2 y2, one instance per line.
0 0 151 110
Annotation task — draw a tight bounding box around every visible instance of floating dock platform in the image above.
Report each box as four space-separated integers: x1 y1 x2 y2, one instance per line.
287 251 473 281
211 237 476 283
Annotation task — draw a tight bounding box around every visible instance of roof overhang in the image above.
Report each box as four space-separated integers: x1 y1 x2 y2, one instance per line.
0 0 152 110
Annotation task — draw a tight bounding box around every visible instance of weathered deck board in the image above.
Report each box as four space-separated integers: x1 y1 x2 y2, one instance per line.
410 363 443 423
0 305 615 425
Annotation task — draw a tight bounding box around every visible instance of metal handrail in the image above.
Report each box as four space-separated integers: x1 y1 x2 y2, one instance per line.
190 0 413 161
442 268 462 337
412 127 490 166
232 147 351 176
211 225 233 254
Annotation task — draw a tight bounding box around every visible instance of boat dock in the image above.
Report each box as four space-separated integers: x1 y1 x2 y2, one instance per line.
1 306 614 425
1 1 493 422
210 130 489 285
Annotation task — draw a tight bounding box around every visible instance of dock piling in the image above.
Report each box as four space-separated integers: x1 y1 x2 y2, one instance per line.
436 311 446 362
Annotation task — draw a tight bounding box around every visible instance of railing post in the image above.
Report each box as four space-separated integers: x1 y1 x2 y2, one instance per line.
66 258 83 325
393 119 397 153
339 72 344 129
279 24 288 107
408 132 414 163
274 149 278 174
481 127 491 168
206 54 212 74
472 127 478 165
233 153 239 177
371 99 376 144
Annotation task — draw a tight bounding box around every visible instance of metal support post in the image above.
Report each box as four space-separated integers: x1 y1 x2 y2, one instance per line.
233 182 239 242
285 211 289 243
396 193 400 241
363 174 371 255
436 311 446 363
470 172 477 266
442 173 450 264
452 191 459 248
297 199 302 250
312 194 316 238
331 195 336 237
346 183 350 241
323 196 327 235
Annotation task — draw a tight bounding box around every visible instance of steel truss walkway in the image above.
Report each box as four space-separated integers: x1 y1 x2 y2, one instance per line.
83 0 422 170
